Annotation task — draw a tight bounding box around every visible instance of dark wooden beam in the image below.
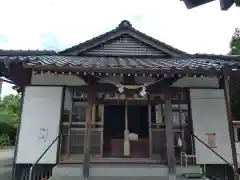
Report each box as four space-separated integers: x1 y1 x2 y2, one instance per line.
164 92 176 177
223 69 239 180
181 0 214 9
236 0 240 6
6 64 32 92
76 73 100 84
12 87 27 180
146 76 182 93
220 0 234 10
82 89 96 179
123 74 136 85
25 64 224 77
10 64 32 83
82 103 91 179
218 77 224 89
74 97 187 105
75 83 118 93
72 84 187 95
67 88 74 158
186 89 196 155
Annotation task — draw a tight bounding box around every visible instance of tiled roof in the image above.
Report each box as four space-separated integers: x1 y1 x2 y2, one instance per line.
1 55 240 71
0 49 57 56
192 53 240 61
0 21 240 73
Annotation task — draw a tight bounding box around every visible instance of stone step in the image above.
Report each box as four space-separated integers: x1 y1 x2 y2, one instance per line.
183 173 204 179
0 167 12 180
48 175 208 180
52 164 203 177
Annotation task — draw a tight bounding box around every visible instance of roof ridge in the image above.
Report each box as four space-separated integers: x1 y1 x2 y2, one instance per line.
0 49 57 56
191 53 240 61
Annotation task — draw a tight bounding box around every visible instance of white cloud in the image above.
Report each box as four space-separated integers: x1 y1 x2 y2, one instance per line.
0 0 239 53
0 0 239 96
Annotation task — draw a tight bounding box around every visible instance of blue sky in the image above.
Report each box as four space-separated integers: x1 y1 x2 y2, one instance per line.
0 0 239 96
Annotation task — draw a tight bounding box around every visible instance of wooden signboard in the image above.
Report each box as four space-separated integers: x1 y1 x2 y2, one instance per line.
205 132 217 148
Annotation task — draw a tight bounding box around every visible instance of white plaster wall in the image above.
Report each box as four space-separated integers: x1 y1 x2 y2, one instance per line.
172 77 219 88
31 74 86 86
132 76 218 88
190 89 233 164
135 76 219 88
16 86 63 164
31 74 218 88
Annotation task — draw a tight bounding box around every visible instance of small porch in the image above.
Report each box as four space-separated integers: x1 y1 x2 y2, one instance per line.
59 88 193 164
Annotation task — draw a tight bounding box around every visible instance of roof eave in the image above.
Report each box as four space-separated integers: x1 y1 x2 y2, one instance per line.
25 64 226 77
192 53 240 61
0 50 57 56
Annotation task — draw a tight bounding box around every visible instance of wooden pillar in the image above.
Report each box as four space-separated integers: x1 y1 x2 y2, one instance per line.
223 70 238 179
148 104 152 157
234 127 238 142
100 105 104 157
67 88 73 158
124 99 130 156
12 69 32 180
82 90 96 179
92 104 96 126
164 92 176 179
12 86 26 180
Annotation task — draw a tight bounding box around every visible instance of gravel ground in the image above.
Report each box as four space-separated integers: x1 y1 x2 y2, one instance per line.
0 148 14 180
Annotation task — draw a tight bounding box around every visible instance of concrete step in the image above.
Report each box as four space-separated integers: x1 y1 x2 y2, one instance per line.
49 176 209 180
0 167 12 180
51 164 203 178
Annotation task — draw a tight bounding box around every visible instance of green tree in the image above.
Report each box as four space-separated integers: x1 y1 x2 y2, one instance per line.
229 28 240 119
230 28 240 55
0 94 20 145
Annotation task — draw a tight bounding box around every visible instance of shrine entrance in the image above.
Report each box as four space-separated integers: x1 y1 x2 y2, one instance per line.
103 104 149 158
103 105 125 157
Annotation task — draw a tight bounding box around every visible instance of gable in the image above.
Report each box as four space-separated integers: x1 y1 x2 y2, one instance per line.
60 20 186 57
79 34 170 57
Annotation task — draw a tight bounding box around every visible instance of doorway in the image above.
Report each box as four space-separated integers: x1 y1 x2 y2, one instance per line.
103 105 125 157
103 104 149 158
128 105 149 157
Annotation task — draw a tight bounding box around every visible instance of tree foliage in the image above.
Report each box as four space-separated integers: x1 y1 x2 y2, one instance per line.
0 94 20 143
229 28 240 119
230 28 240 55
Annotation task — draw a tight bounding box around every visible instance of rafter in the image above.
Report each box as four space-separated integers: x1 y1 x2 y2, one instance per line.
75 73 102 84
